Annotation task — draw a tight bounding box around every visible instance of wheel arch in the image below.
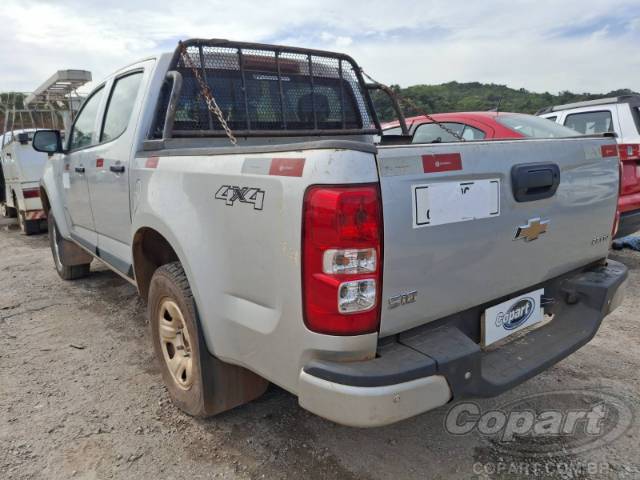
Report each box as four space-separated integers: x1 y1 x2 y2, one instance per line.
132 226 181 300
40 165 72 239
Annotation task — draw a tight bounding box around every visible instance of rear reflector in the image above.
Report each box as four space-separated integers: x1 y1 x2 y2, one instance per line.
618 144 640 161
302 184 383 335
601 144 618 158
22 188 40 199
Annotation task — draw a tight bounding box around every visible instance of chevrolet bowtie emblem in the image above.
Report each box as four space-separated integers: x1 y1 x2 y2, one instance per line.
514 218 549 242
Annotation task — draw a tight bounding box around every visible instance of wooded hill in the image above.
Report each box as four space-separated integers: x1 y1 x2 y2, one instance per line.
370 82 639 122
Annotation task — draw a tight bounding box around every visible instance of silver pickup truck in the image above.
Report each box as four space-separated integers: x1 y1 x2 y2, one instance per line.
32 39 627 427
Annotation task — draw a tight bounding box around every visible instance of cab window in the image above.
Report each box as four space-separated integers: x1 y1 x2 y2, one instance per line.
564 111 614 134
101 72 144 142
69 87 105 151
413 122 485 143
497 114 580 138
461 125 485 140
382 126 403 136
413 122 464 143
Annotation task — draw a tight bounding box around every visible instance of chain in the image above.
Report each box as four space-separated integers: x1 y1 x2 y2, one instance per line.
179 42 237 145
360 69 465 142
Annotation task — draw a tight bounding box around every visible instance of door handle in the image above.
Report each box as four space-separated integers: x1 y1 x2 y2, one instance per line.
511 163 560 202
75 166 85 173
110 165 125 173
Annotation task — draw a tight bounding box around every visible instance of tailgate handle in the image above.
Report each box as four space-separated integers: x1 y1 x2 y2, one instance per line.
511 163 560 202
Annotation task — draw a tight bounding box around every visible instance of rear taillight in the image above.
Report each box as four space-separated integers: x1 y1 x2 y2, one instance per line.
23 188 40 199
302 184 383 335
618 144 640 161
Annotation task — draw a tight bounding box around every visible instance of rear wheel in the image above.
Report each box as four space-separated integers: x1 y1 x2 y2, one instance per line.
149 262 268 417
48 212 91 280
1 202 16 218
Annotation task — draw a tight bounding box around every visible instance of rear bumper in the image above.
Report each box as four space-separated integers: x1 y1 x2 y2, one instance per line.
616 209 640 238
298 260 628 427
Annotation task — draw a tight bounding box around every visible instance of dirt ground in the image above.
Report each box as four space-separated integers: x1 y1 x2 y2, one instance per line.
1 218 639 480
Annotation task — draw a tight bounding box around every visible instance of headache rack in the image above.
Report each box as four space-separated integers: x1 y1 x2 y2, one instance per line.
151 39 381 140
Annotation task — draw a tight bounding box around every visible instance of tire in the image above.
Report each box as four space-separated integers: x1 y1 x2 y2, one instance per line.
149 262 268 417
48 212 91 280
1 202 16 218
18 212 41 235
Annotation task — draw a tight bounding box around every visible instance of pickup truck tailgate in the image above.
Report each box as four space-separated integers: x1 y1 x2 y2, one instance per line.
377 138 619 337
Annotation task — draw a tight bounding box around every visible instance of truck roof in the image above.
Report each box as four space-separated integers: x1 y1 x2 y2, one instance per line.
536 94 640 115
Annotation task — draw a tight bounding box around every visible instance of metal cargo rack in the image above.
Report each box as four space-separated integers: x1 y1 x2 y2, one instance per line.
1 70 91 140
153 38 382 140
24 70 91 110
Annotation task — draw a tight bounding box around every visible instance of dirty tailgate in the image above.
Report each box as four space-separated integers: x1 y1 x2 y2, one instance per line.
376 138 619 337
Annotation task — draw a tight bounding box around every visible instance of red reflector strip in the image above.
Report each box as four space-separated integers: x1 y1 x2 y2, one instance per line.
22 188 40 199
601 145 618 158
269 158 305 177
25 210 47 220
96 158 104 168
618 144 640 161
145 156 159 168
422 153 462 173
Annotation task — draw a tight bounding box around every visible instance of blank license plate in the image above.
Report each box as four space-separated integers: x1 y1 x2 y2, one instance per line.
412 179 500 228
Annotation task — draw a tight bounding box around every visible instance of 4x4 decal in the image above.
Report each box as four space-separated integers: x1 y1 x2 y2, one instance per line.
215 185 265 210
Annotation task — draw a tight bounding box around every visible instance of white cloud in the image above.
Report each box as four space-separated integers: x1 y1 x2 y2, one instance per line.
0 0 638 94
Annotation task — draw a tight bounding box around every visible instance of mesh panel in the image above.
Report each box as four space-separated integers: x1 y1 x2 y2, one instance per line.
155 40 378 137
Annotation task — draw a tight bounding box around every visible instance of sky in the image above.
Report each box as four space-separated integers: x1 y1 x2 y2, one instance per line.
1 0 639 95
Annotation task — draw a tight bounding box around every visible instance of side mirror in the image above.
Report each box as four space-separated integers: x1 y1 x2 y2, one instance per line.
32 130 63 154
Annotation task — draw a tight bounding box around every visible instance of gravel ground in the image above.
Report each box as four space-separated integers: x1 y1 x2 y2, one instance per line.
1 218 639 480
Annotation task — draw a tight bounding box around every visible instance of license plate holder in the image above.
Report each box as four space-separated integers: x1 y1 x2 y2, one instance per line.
482 288 544 347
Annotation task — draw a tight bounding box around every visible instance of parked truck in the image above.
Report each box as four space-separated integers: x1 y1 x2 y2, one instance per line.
1 129 50 233
538 95 640 238
32 39 627 427
0 71 91 234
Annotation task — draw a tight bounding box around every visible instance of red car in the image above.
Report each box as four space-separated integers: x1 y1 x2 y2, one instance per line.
381 111 579 142
382 112 629 237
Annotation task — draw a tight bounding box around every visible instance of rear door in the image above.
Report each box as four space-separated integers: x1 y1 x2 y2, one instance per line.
88 65 148 274
376 137 619 336
64 85 106 247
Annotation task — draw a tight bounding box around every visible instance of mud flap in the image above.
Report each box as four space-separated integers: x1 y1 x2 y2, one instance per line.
60 234 94 266
194 308 269 416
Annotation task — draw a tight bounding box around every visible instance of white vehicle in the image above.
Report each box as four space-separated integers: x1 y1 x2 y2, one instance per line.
1 70 91 234
32 39 627 427
538 95 640 237
0 129 48 234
